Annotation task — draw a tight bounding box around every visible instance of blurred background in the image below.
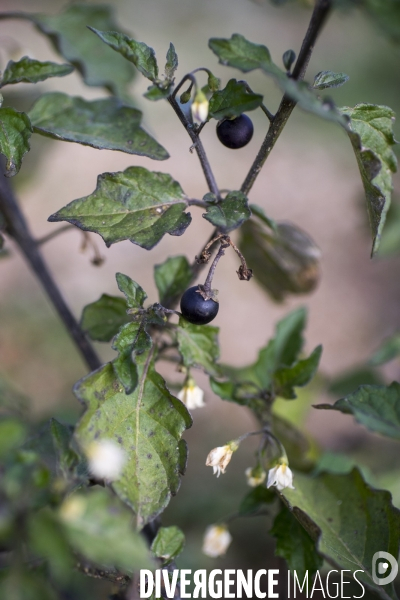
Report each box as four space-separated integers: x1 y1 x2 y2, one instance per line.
1 0 400 595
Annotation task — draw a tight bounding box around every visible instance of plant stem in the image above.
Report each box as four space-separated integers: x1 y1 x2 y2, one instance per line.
240 0 332 195
0 170 101 372
203 241 228 293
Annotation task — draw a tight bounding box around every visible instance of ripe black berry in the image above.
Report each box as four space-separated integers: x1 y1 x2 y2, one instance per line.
180 286 219 325
216 114 254 149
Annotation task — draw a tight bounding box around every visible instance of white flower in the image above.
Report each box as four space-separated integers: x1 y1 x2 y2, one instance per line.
178 378 205 410
206 440 238 477
202 524 232 557
86 439 126 481
267 462 295 492
245 466 267 487
191 90 209 123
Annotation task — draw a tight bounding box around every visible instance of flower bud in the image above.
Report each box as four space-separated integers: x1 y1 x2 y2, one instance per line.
202 524 232 557
245 465 267 487
191 89 209 123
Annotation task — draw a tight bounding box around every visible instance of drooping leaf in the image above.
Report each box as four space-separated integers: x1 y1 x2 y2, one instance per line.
89 28 158 81
15 4 136 96
282 469 400 600
81 294 130 342
202 191 251 233
116 273 147 310
274 345 322 400
165 43 178 80
154 256 192 306
271 504 322 580
74 357 192 526
313 70 349 90
151 525 185 561
112 321 152 394
238 219 320 302
0 57 73 87
327 367 384 397
0 107 32 177
176 317 220 377
370 333 400 366
208 79 263 120
58 488 152 572
340 104 397 255
315 382 400 440
29 93 168 161
48 167 191 250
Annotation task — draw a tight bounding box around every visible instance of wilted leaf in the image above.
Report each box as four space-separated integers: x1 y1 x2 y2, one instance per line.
154 256 192 306
203 191 251 232
315 382 400 440
48 167 191 250
282 469 400 600
370 333 400 366
177 317 220 377
0 57 73 87
208 79 263 120
239 219 320 302
271 504 322 580
0 107 32 177
151 525 185 561
81 294 129 342
29 93 168 160
313 70 349 90
341 104 397 255
74 357 191 526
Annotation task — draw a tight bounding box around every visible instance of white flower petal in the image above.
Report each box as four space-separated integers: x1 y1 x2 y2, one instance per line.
202 525 232 557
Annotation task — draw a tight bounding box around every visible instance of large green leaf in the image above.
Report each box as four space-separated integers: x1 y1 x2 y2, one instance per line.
208 79 263 120
14 3 136 96
370 333 400 366
59 488 152 572
282 470 400 600
202 191 251 233
154 256 192 307
80 294 130 342
238 219 320 302
48 166 191 250
271 504 322 580
0 57 73 87
89 28 158 81
208 34 347 126
315 382 400 440
341 104 397 255
29 93 168 161
176 317 220 377
0 107 32 177
74 356 192 526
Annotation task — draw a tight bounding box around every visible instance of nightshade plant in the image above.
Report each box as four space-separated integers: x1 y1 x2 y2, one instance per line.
0 1 400 599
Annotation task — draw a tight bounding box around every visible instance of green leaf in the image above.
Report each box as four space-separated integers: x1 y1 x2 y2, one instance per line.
89 28 158 81
315 382 400 440
327 367 384 397
112 321 152 394
49 418 81 479
29 93 168 161
274 345 322 400
74 356 191 526
0 107 32 177
208 79 263 120
59 488 152 572
282 469 400 600
154 256 192 306
313 70 349 90
271 504 322 580
177 317 220 377
340 104 397 255
116 273 147 310
81 294 130 342
249 203 277 230
165 43 178 80
378 196 400 257
238 219 320 302
48 166 191 250
202 191 251 233
238 486 275 516
0 418 27 458
0 57 73 87
27 3 135 96
282 49 296 71
370 333 400 366
143 84 170 101
151 525 185 561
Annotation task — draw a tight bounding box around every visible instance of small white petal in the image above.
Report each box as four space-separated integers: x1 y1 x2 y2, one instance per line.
245 466 266 487
178 383 205 410
206 445 233 476
202 525 232 557
267 463 294 492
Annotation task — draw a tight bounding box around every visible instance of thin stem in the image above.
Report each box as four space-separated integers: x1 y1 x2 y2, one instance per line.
188 198 208 208
202 240 228 293
171 73 196 100
240 81 274 122
240 0 332 195
36 224 73 245
0 167 101 372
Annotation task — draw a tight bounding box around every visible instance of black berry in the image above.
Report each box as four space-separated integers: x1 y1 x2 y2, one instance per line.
180 286 219 325
216 114 254 149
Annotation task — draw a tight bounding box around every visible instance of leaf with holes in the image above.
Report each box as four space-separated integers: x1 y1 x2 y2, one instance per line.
74 356 192 527
203 191 251 233
0 107 32 177
208 79 263 120
48 167 191 249
177 317 220 377
0 57 73 87
29 93 168 160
